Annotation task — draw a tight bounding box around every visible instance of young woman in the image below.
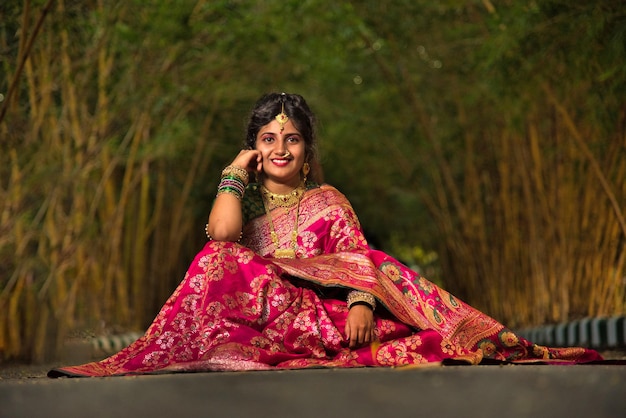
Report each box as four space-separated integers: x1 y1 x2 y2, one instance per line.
49 93 601 377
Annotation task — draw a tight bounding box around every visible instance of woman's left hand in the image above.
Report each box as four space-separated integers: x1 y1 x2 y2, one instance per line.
345 304 376 349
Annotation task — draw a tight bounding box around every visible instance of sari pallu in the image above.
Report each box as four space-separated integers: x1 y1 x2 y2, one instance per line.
48 185 601 377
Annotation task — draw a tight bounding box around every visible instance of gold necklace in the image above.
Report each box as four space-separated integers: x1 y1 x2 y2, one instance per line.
260 183 305 208
261 182 305 258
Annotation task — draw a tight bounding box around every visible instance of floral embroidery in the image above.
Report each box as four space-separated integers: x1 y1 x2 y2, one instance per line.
156 331 176 350
182 294 201 312
376 319 398 337
189 274 205 293
478 339 497 358
235 291 254 307
301 231 318 250
533 344 550 359
142 350 168 367
441 340 456 355
380 262 402 284
293 313 314 332
418 278 434 293
499 330 519 348
206 301 224 317
237 249 255 264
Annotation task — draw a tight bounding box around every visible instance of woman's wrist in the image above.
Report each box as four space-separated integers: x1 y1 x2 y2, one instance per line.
217 165 248 200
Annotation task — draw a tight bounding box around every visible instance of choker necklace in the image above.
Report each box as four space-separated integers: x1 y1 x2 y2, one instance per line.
260 182 305 208
261 182 305 258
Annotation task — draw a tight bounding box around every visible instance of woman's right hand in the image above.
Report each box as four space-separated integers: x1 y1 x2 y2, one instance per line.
231 149 262 177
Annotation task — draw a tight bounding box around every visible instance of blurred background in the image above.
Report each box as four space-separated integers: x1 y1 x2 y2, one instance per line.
1 0 624 363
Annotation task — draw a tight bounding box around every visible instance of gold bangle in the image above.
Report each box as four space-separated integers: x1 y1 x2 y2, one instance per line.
347 290 376 311
221 165 249 186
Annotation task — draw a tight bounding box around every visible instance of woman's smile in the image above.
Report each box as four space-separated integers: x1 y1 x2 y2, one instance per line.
270 157 292 167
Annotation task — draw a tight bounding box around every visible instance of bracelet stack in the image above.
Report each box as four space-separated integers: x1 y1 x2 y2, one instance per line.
217 165 249 200
347 290 376 311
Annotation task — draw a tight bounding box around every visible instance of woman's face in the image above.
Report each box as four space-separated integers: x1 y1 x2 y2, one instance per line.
255 118 306 192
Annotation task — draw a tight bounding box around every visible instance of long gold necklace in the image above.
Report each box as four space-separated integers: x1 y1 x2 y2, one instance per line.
261 182 305 259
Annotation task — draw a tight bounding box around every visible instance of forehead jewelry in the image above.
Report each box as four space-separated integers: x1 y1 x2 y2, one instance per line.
275 97 289 133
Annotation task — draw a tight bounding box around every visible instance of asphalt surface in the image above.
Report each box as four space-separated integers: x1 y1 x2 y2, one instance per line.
1 363 625 418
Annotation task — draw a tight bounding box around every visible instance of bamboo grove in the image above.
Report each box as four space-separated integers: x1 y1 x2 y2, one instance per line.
1 0 624 362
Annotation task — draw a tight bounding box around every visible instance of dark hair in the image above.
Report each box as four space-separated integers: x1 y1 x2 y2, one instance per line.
245 93 322 183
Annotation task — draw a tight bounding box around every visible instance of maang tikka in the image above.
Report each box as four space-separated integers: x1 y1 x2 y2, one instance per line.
275 94 289 133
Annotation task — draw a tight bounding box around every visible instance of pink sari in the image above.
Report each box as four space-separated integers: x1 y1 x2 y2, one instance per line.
49 184 601 377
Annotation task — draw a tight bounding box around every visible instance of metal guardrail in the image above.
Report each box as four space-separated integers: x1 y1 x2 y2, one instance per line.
90 332 143 355
517 315 626 349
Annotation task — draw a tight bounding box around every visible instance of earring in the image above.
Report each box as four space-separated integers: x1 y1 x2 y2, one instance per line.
302 162 310 183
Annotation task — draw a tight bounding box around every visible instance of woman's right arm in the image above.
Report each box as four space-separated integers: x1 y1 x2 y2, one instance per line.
206 150 262 242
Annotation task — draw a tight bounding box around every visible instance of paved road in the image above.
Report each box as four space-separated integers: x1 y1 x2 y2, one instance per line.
1 365 625 418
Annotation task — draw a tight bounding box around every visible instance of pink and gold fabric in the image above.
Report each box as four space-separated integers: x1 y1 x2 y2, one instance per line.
49 185 601 377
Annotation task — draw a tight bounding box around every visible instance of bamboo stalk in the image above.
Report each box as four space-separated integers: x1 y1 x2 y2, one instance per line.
131 161 150 317
0 0 55 123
